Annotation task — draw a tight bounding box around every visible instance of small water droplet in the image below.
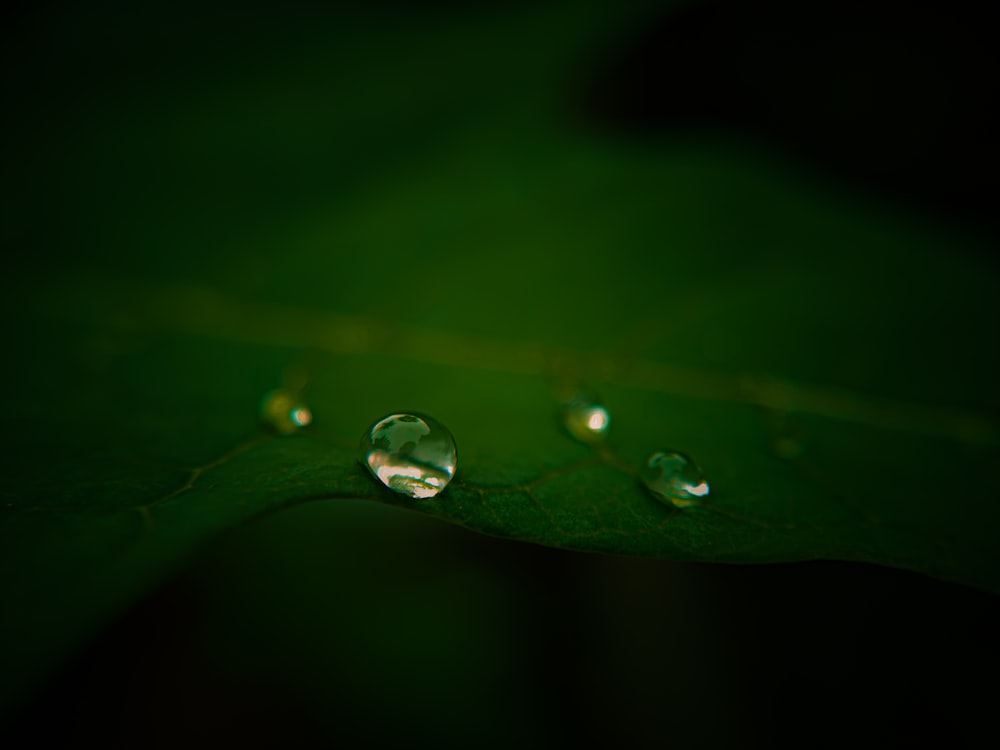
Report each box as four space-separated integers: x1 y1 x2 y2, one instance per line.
641 451 710 508
361 413 457 499
560 393 611 444
260 389 313 435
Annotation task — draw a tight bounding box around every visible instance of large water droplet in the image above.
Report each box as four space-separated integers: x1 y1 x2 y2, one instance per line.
260 389 313 435
560 393 611 444
641 451 710 508
361 413 457 499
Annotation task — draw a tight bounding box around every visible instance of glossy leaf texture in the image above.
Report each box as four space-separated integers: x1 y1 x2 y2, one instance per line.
2 0 998 714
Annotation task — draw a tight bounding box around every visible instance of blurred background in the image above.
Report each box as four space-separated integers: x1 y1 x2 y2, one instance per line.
9 502 1000 748
2 0 998 747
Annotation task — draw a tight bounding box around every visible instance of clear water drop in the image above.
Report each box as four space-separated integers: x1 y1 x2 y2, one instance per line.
260 389 313 435
560 393 611 444
641 451 710 508
361 413 457 499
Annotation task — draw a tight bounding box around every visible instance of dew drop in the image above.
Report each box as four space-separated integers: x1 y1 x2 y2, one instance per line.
640 451 710 508
260 389 313 435
361 413 457 499
560 393 611 444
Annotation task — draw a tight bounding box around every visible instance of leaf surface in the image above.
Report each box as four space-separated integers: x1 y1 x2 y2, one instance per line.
2 0 998 713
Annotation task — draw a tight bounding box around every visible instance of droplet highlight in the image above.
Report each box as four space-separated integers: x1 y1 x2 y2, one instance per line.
641 451 710 508
560 393 611 444
361 413 457 499
260 389 313 435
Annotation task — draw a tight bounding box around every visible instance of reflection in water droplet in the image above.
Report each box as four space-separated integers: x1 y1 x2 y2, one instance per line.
260 389 313 435
641 451 710 508
361 413 457 499
561 393 611 444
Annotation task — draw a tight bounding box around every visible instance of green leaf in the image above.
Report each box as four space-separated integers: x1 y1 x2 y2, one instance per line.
2 0 998 715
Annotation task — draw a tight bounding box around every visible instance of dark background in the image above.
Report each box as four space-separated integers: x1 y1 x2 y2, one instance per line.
3 1 998 747
9 501 1000 748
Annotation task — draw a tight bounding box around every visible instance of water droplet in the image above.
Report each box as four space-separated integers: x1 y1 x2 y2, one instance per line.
260 389 313 434
361 413 457 499
560 393 611 444
641 451 710 508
